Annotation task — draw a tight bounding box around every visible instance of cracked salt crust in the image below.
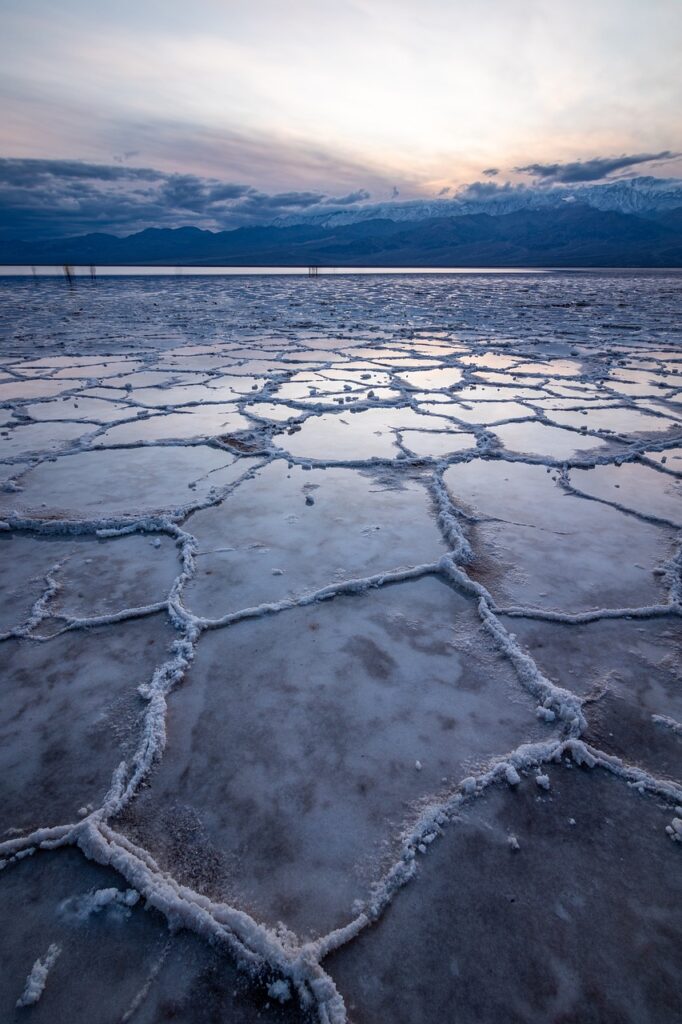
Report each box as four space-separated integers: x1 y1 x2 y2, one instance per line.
0 272 680 1023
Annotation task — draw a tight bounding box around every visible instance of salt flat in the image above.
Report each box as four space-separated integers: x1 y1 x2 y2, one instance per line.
0 271 680 1023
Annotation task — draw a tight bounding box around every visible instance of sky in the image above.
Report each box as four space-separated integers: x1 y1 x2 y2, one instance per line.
1 0 681 238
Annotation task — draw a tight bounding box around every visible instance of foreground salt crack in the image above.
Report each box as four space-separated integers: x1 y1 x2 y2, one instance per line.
0 272 680 1023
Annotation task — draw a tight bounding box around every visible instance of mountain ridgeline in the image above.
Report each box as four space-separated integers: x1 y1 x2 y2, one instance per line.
3 204 682 267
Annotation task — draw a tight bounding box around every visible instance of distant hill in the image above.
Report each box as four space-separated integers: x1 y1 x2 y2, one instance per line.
3 204 682 267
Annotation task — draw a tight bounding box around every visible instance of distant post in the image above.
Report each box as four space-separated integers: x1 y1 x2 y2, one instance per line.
308 265 319 277
63 264 75 288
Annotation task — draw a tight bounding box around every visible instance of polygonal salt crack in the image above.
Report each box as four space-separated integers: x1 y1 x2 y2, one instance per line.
0 273 680 1024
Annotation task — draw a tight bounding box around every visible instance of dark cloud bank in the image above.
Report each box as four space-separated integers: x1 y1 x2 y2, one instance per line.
0 158 370 240
516 151 677 184
0 153 681 248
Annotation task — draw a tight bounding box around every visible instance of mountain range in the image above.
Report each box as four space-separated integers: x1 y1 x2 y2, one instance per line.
3 179 682 268
276 176 682 227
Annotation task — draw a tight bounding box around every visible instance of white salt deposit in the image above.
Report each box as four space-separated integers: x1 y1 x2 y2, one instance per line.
0 272 680 1023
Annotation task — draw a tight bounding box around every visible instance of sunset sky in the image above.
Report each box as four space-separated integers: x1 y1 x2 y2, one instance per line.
1 0 681 237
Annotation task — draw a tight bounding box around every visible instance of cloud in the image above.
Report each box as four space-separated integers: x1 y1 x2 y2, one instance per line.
3 155 680 242
437 186 450 196
113 150 140 163
482 167 499 177
322 189 371 206
456 180 517 199
0 158 374 240
158 173 253 213
0 158 162 188
515 151 678 184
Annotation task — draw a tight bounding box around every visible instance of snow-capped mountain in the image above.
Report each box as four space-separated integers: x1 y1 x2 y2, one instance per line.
276 176 682 228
